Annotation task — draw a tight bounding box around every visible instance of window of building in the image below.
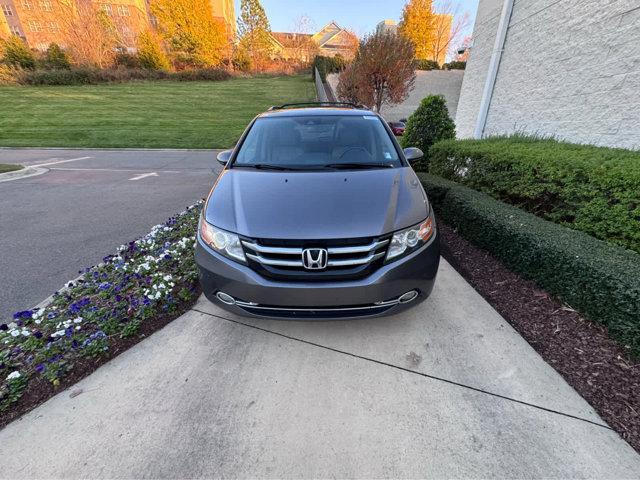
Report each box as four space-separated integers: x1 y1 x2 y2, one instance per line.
48 21 58 32
39 0 52 11
36 42 48 51
10 25 21 36
28 20 42 32
101 3 112 15
116 4 129 16
1 4 13 16
21 0 33 9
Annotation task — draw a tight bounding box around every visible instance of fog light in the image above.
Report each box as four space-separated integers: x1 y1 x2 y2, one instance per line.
398 290 419 304
216 292 236 305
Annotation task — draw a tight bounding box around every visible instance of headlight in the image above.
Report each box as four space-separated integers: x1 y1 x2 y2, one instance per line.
385 217 435 262
200 220 246 263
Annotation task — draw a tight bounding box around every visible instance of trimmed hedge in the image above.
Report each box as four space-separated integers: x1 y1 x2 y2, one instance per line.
419 172 640 357
312 55 346 82
429 137 640 254
12 67 233 86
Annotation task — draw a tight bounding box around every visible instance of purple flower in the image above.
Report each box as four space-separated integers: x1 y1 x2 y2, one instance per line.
13 310 33 320
34 331 43 339
0 324 8 331
98 282 112 291
35 363 45 373
47 311 58 319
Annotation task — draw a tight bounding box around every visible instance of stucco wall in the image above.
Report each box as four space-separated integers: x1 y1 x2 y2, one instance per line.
456 0 640 149
327 70 464 122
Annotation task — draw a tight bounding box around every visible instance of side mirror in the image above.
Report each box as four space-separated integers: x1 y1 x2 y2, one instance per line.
403 147 424 164
216 150 233 166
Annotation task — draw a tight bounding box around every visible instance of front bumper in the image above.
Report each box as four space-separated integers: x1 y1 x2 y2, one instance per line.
195 232 440 320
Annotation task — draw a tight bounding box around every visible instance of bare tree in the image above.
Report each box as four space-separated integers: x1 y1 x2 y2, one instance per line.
44 1 124 67
431 0 470 64
287 15 318 64
337 30 415 113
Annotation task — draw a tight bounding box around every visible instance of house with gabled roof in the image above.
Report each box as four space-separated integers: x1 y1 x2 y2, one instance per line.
271 21 358 62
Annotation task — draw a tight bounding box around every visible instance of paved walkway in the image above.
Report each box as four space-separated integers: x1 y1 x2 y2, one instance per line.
1 261 638 478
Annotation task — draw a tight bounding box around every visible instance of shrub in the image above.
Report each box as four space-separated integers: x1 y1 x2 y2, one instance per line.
136 32 171 71
1 36 36 69
41 43 71 70
429 136 640 253
419 172 640 358
401 95 455 170
414 59 440 70
21 68 93 85
16 67 232 85
171 68 231 82
114 52 141 69
312 55 346 81
442 60 466 70
0 65 21 85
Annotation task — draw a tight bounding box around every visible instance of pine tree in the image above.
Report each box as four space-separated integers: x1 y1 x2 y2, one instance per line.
151 0 228 67
137 31 170 71
1 36 36 69
237 0 273 71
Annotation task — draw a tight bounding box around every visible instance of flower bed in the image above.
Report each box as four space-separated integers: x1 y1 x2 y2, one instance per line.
0 201 203 416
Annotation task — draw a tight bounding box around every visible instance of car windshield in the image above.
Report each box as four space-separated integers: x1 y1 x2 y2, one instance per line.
233 115 402 169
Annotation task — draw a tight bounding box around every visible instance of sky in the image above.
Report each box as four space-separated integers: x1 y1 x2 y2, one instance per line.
234 0 480 40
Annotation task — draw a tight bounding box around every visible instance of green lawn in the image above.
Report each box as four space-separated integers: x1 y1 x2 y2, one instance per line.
0 76 315 149
0 164 22 174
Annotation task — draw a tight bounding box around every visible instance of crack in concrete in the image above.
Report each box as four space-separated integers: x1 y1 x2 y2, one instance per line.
192 308 612 431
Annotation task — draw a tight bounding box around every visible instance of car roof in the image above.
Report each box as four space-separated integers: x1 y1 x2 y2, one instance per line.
258 107 376 118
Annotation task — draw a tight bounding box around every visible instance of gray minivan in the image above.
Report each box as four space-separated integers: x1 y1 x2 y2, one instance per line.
195 103 440 319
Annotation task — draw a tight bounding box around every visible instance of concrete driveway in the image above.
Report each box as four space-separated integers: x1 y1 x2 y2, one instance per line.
1 262 638 478
0 149 221 318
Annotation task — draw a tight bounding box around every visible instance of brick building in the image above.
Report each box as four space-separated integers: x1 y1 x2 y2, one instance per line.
0 0 235 51
455 0 640 149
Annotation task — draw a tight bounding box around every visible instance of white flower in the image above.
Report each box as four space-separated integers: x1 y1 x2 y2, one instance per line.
6 371 21 381
10 330 20 338
73 317 83 324
21 329 30 337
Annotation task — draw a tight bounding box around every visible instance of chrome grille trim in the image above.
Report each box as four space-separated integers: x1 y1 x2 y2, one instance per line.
243 237 389 271
245 253 301 267
327 239 389 254
241 241 302 255
327 251 385 267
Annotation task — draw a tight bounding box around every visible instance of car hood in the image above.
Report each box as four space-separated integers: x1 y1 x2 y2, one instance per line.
205 167 429 239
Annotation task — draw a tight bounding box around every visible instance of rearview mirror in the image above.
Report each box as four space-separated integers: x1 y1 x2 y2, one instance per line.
403 147 424 164
217 150 233 166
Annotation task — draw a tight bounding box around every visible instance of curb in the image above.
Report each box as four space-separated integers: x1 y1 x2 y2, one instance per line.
0 166 48 183
0 147 219 152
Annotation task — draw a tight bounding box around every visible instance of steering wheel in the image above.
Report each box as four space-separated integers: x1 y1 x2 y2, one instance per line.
338 146 369 159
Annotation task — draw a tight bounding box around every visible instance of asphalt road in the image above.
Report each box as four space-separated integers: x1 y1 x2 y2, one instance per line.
0 148 221 319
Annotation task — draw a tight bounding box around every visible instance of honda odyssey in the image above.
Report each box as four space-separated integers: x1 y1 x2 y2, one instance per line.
195 103 440 319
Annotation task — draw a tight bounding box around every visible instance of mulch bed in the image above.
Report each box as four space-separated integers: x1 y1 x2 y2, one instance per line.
0 285 201 430
438 222 640 453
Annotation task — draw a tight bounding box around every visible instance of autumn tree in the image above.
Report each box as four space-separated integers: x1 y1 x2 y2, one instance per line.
399 0 437 60
151 0 228 67
337 30 415 113
288 15 318 64
56 2 122 67
237 0 273 71
1 36 36 69
137 31 170 70
430 1 470 64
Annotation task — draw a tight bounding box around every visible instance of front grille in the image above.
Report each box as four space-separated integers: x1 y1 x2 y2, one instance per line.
242 236 390 281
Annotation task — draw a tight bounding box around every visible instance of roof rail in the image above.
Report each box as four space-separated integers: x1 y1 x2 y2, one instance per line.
267 102 368 111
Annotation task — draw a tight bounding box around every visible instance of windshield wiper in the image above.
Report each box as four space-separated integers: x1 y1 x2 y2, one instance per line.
233 164 300 171
323 163 395 170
